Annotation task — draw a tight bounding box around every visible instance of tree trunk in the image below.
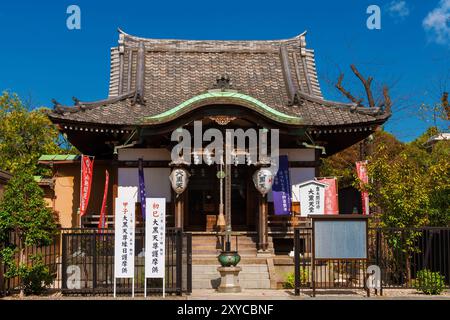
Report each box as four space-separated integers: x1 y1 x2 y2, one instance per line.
19 244 25 298
405 253 411 285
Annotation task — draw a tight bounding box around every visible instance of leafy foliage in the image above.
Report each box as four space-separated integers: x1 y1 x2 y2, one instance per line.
0 170 57 246
1 249 54 295
413 269 446 295
321 127 449 227
0 91 76 175
283 268 309 289
0 170 58 295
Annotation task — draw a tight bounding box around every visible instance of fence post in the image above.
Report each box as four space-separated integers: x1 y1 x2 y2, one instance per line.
187 233 192 294
294 228 300 295
176 229 183 296
61 233 67 291
92 232 97 293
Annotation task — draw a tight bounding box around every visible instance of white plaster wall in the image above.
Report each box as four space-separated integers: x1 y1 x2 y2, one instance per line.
268 149 316 202
118 168 171 202
278 148 315 161
118 148 171 161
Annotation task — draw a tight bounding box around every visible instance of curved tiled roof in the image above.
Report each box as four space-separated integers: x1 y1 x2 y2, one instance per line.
48 29 390 128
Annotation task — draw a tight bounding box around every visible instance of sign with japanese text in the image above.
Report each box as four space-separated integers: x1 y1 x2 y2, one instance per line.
317 178 339 215
114 197 135 278
299 180 326 216
145 198 166 278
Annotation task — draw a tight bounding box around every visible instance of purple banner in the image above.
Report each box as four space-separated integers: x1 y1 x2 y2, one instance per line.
138 158 147 221
272 155 292 215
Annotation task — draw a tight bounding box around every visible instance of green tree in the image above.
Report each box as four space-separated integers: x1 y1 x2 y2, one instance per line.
0 170 58 296
320 129 403 188
0 91 75 175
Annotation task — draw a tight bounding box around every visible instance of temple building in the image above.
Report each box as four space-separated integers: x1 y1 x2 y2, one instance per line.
44 29 389 288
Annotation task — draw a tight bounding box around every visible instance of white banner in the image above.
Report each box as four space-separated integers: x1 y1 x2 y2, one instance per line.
114 197 135 278
145 198 166 278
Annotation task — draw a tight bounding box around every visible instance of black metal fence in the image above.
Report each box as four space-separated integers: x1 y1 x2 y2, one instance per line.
294 227 450 294
1 228 192 296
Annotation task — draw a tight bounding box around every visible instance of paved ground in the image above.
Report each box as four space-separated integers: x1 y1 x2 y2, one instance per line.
2 289 450 300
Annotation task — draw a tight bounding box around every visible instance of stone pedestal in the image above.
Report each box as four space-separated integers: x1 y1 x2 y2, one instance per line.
216 266 242 293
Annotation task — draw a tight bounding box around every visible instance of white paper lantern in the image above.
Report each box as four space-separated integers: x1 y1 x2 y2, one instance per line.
169 168 190 195
252 168 274 196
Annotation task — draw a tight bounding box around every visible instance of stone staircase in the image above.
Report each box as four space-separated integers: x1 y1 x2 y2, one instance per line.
191 233 274 289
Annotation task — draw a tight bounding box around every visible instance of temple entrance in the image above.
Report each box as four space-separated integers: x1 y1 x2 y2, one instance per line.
185 165 251 231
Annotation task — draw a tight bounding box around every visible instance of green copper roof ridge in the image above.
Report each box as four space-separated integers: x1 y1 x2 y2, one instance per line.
143 91 302 124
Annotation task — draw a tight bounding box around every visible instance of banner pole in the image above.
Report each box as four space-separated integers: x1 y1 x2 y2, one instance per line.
163 275 165 298
144 277 147 298
132 278 135 298
113 277 116 298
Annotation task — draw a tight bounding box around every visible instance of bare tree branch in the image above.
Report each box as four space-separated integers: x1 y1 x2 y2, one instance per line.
350 64 375 108
334 64 392 115
335 73 363 106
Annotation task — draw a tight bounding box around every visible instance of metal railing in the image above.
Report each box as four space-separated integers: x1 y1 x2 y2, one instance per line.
294 227 450 294
1 228 192 296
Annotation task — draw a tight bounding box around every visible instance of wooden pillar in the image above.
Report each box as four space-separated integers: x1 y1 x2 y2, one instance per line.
174 193 184 230
258 194 268 251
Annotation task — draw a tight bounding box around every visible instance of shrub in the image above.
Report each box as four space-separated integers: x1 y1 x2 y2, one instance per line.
413 269 446 295
1 249 54 295
283 268 309 289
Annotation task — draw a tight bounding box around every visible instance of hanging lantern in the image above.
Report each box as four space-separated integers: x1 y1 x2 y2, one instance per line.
169 168 190 195
252 168 274 196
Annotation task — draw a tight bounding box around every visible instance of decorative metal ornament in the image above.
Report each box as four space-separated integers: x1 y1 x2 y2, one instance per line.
209 115 237 126
169 168 190 195
252 168 274 196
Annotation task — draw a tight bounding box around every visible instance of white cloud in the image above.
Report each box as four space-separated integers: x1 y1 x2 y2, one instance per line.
423 0 450 45
388 1 410 18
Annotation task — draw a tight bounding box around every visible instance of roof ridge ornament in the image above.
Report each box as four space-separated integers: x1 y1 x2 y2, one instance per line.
211 74 234 91
132 41 146 105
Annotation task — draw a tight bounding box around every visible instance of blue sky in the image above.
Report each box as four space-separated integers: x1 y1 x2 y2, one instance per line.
0 0 448 141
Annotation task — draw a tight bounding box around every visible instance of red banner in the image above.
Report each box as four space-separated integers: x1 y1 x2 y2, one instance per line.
80 155 94 217
98 170 109 230
317 178 339 215
356 161 370 215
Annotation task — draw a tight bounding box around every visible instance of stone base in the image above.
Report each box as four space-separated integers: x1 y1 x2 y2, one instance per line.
216 266 242 293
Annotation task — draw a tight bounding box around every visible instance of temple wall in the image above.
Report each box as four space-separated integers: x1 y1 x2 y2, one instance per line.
267 148 316 202
46 163 116 228
117 148 172 202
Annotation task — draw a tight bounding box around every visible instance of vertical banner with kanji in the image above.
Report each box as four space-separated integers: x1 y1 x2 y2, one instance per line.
138 158 147 221
114 197 135 278
356 161 370 215
145 198 166 278
272 155 292 215
79 155 94 217
317 178 339 215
